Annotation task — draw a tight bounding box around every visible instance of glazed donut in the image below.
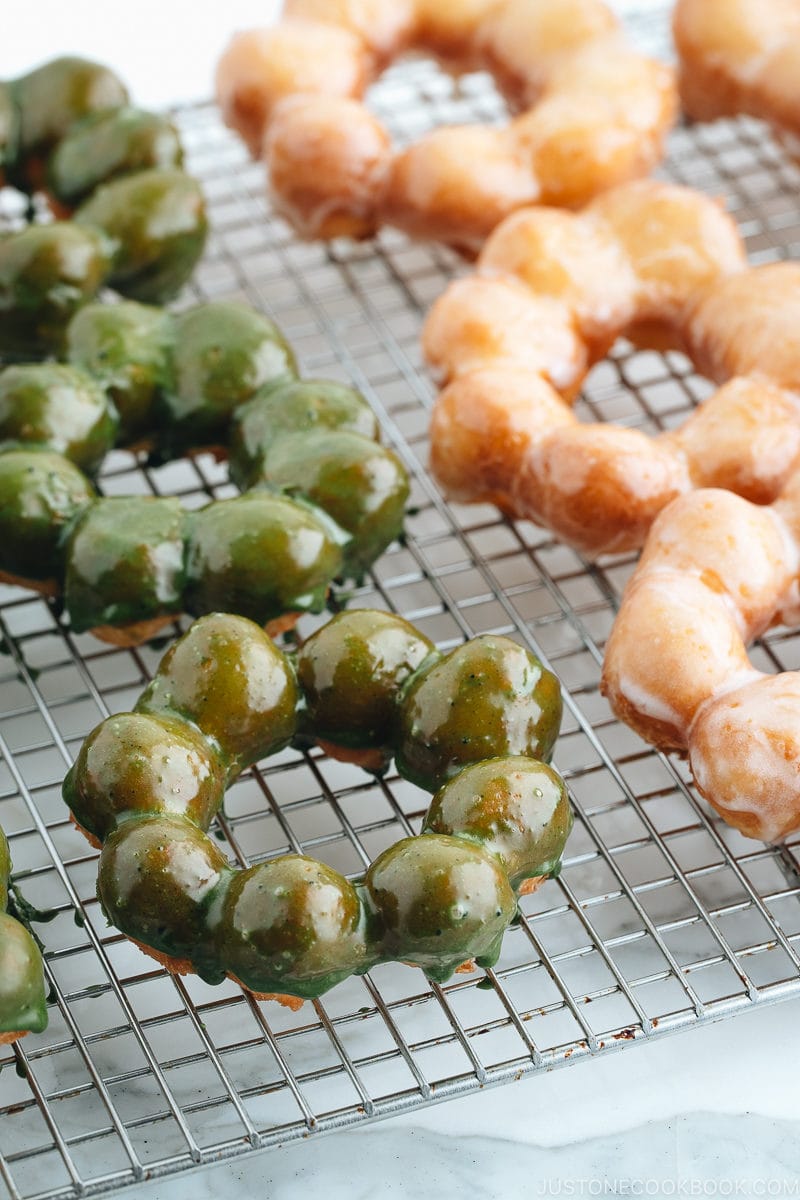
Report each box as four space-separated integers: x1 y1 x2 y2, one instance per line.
0 56 206 355
600 472 800 844
64 609 570 1002
674 0 800 154
0 300 408 644
424 181 800 557
216 0 676 250
0 825 47 1044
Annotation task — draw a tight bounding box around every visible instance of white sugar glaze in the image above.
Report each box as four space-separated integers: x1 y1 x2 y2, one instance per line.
603 481 800 842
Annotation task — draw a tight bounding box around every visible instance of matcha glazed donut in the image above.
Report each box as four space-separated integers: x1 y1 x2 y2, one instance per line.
63 609 571 1004
0 299 409 644
0 55 207 356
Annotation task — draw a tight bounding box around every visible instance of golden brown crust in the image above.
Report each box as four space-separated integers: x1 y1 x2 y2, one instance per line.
519 873 547 896
70 812 102 851
215 22 372 158
0 568 59 598
283 0 417 65
229 975 306 1012
0 1030 26 1046
686 263 800 393
266 95 391 241
316 738 389 773
90 615 176 648
263 611 302 639
601 485 800 843
130 939 307 1011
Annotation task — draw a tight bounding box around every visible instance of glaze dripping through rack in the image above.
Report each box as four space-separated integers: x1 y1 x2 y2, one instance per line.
2 7 800 1198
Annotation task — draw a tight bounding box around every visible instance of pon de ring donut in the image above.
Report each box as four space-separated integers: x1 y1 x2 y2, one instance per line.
64 609 571 1005
215 0 676 250
425 179 800 557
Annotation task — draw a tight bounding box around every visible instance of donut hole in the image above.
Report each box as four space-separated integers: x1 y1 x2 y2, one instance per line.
365 56 509 149
576 340 703 441
561 343 709 530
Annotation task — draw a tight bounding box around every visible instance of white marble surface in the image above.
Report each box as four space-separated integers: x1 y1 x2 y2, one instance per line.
3 3 798 1198
121 998 800 1199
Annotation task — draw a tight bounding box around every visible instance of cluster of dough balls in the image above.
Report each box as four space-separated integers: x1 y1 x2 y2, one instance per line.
0 55 207 357
0 300 408 646
65 610 569 1002
216 0 676 249
425 179 800 556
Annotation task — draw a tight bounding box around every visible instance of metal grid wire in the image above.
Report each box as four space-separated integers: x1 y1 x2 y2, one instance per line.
3 6 800 1197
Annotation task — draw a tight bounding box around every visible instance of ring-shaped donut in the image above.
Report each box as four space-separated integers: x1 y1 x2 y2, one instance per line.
424 179 800 556
215 0 676 250
64 610 570 1005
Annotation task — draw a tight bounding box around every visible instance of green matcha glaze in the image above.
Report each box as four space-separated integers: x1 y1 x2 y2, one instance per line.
365 834 517 983
296 609 437 758
64 496 186 632
66 301 174 442
229 378 378 490
227 378 404 575
0 827 48 1036
0 211 405 625
49 106 183 208
75 167 207 303
97 813 230 980
0 363 117 473
184 492 346 626
255 430 409 574
0 55 211 346
66 611 571 998
396 636 563 792
160 303 297 450
215 856 374 997
423 756 573 890
0 448 95 587
0 223 110 356
10 56 129 187
136 613 299 774
63 712 226 842
0 354 401 632
0 913 49 1035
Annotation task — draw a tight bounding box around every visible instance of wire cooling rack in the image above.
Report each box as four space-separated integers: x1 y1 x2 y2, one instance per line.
4 7 800 1198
